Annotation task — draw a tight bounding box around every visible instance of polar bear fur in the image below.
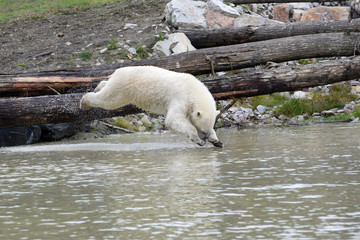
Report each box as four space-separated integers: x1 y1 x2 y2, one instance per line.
80 66 223 147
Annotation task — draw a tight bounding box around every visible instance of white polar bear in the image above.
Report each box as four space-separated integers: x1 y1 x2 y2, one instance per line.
80 66 223 147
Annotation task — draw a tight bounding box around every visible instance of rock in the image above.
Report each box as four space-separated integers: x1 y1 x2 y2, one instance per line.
234 13 283 27
260 114 272 121
278 115 289 122
57 32 64 37
153 33 196 57
100 48 108 54
300 7 351 21
140 115 152 127
205 10 236 28
128 47 137 55
271 4 292 22
289 3 312 11
289 115 304 124
292 91 308 99
206 0 240 17
232 107 253 123
344 103 355 114
321 110 336 117
352 86 360 93
256 105 268 114
0 126 42 147
291 9 306 22
123 23 138 29
351 117 360 122
41 122 89 141
351 0 360 16
165 0 207 28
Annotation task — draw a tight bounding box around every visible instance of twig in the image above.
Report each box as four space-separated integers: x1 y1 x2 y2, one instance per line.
205 55 216 76
216 99 238 123
48 86 61 95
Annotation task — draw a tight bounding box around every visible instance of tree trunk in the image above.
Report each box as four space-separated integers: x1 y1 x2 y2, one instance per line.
178 19 360 49
228 0 340 4
1 57 359 128
208 56 360 99
1 32 359 97
0 94 142 129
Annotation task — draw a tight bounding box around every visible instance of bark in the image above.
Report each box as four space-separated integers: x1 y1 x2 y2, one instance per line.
228 0 340 3
207 56 360 99
1 32 360 97
178 19 360 48
0 94 142 129
1 56 359 128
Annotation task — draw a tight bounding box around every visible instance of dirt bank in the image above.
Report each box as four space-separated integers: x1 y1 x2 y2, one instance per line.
0 0 169 74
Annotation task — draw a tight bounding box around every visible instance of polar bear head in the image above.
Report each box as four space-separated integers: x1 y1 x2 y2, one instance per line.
189 104 222 147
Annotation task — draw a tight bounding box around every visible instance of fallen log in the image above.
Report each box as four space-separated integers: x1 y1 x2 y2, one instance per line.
178 19 360 48
0 94 142 129
228 0 340 3
1 32 359 97
1 56 359 128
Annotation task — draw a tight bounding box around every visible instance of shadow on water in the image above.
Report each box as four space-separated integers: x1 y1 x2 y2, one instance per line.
0 123 359 239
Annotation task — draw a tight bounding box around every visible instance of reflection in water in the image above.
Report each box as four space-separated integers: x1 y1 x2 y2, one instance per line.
0 123 359 239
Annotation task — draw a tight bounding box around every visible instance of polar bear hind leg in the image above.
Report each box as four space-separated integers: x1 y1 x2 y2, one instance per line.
94 80 108 92
80 90 129 110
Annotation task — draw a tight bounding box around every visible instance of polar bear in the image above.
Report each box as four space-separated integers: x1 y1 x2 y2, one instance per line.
80 66 223 147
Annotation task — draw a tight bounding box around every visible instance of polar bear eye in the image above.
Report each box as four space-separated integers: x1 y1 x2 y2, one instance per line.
197 112 201 117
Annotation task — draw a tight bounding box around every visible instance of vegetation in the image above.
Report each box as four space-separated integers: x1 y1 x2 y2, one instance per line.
78 51 92 60
107 38 119 50
0 0 120 22
250 84 358 118
112 117 139 132
135 46 150 59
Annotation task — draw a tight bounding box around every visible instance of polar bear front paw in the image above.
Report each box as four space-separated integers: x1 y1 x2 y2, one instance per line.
191 135 206 146
209 139 223 148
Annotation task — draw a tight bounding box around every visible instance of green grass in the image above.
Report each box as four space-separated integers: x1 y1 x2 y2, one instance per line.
107 37 118 50
78 51 92 60
0 0 121 22
250 84 359 118
250 93 289 109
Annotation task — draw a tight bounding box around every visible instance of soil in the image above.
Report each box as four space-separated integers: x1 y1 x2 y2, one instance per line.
0 0 170 74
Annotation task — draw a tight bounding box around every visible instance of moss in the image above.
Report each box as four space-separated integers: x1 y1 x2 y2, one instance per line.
112 117 139 132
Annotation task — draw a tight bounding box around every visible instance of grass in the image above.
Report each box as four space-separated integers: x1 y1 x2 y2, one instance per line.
0 0 121 22
78 51 92 60
250 84 358 118
107 37 118 50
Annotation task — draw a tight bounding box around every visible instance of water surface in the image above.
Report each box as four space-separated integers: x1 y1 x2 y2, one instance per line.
1 123 360 239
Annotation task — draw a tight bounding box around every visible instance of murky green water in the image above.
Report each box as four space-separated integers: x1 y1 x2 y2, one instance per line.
1 123 360 239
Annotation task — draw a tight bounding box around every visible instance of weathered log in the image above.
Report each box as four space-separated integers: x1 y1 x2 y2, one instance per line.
208 56 360 99
1 32 359 97
178 19 360 48
228 0 340 3
1 56 359 128
0 94 142 128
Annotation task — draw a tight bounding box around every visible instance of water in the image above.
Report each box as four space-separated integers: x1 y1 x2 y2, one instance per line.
1 123 359 239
